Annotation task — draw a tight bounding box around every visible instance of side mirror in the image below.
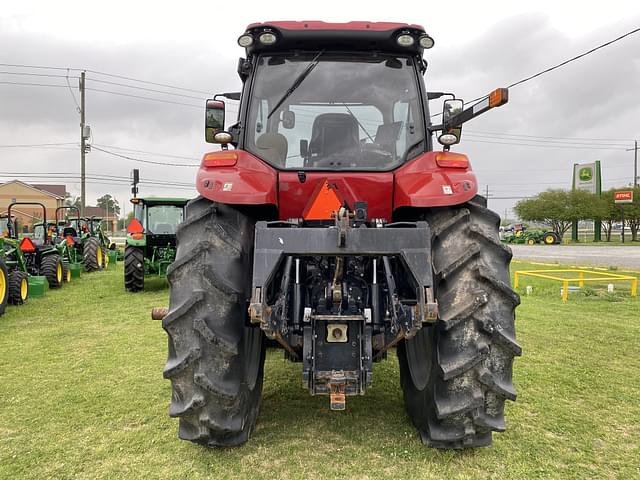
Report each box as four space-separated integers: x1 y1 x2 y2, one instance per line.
439 99 464 146
205 99 225 143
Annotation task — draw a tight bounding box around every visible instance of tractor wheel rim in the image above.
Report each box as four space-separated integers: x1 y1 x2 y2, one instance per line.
66 269 71 282
0 270 6 302
56 263 62 282
20 278 28 300
97 246 103 267
545 236 554 244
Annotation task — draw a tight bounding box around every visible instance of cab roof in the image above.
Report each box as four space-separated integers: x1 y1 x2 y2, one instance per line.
241 21 429 56
133 197 189 207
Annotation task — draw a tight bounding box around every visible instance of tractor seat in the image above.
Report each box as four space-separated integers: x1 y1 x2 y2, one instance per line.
63 227 78 237
256 132 288 166
152 223 175 234
309 113 360 158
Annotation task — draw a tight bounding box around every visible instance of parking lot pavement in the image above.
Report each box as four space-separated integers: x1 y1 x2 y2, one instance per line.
510 245 640 270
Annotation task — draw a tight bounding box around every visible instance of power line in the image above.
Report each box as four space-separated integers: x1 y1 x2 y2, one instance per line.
0 142 77 148
0 63 82 71
84 69 212 95
432 26 640 117
466 130 635 143
86 77 206 100
92 143 199 161
462 138 629 150
65 69 81 113
465 132 631 148
505 27 640 92
0 63 209 96
0 81 67 88
85 87 202 108
91 145 199 167
0 70 79 79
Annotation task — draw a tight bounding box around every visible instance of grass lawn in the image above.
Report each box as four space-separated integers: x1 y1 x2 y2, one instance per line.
1 261 639 479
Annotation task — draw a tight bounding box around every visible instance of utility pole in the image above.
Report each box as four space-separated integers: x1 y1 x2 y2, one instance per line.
626 140 638 187
80 70 86 217
485 184 490 206
635 140 638 188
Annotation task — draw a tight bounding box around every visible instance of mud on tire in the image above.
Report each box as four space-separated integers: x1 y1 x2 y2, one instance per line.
124 246 144 292
163 197 265 447
398 195 521 448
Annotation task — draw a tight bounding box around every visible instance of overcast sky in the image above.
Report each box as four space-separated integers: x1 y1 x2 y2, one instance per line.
1 1 639 218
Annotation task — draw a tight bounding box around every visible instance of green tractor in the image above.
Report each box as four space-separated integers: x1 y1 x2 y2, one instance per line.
7 202 65 290
124 197 188 291
49 210 114 272
1 215 30 308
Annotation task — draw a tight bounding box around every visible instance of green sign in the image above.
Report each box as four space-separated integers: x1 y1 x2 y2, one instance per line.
579 167 593 182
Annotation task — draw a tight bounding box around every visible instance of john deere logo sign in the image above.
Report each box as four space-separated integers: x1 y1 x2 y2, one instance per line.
579 167 593 182
573 162 599 194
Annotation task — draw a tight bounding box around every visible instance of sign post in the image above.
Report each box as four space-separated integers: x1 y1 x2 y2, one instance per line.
614 190 634 243
572 161 602 241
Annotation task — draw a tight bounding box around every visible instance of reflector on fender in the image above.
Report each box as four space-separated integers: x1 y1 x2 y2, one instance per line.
202 151 238 167
19 237 37 253
435 152 469 169
489 88 509 108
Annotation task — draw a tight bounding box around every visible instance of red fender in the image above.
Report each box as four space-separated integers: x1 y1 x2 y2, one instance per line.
393 151 478 209
196 150 278 206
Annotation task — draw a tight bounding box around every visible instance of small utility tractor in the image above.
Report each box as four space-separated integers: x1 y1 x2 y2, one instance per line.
53 206 83 268
125 197 188 291
7 202 64 289
1 216 30 306
55 213 114 272
503 229 561 245
159 21 520 449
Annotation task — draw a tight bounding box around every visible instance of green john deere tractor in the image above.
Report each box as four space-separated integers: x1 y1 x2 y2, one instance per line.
1 215 30 308
7 202 65 290
124 197 188 291
50 212 115 272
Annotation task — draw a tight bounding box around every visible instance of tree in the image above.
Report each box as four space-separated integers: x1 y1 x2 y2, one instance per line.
514 189 607 237
600 189 621 242
96 194 120 216
118 211 135 230
621 186 640 242
65 195 81 210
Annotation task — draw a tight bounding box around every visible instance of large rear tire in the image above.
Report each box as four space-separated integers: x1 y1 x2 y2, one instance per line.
163 197 265 447
398 196 521 448
124 246 144 292
83 237 103 272
41 254 63 288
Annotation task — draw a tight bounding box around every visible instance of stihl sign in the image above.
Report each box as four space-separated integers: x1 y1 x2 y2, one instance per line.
614 191 634 204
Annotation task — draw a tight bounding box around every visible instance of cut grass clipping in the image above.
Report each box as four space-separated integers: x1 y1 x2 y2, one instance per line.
0 262 638 479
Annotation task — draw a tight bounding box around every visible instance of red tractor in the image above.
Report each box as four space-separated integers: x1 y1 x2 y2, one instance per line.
161 21 520 449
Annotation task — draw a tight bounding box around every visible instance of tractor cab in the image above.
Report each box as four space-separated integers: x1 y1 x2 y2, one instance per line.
124 197 188 291
130 197 186 247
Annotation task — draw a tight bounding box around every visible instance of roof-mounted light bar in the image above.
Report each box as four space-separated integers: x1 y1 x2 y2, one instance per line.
238 29 278 48
396 31 434 49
